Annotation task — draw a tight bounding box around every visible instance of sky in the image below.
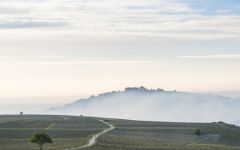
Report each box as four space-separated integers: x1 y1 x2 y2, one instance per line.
0 0 240 105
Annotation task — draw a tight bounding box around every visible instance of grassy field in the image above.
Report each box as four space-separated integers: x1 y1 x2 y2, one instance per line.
1 115 240 150
0 115 107 150
88 119 240 150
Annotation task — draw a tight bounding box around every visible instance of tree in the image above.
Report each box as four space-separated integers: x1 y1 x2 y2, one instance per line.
31 131 52 150
194 129 201 136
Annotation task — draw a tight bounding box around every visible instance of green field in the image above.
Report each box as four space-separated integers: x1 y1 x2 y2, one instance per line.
0 115 107 150
1 115 240 150
89 119 240 150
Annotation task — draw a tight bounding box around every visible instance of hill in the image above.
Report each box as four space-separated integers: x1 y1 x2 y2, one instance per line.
0 115 107 150
90 119 240 150
48 87 240 124
1 115 240 150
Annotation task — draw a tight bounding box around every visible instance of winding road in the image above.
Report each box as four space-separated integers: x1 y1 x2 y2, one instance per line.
66 120 115 150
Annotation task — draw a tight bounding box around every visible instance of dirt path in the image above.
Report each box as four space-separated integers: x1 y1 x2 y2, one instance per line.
66 120 115 150
45 123 56 130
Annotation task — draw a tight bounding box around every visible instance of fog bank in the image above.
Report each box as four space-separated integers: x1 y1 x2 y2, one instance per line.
48 87 240 124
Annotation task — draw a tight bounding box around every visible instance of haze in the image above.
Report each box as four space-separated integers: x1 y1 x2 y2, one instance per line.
0 0 240 107
48 88 240 124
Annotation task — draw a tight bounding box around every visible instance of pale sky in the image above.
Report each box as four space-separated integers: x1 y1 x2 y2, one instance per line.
0 0 240 104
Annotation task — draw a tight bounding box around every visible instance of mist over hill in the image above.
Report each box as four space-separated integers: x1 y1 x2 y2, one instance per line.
48 87 240 124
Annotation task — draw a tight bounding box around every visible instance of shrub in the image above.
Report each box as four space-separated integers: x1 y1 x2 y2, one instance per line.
194 129 201 136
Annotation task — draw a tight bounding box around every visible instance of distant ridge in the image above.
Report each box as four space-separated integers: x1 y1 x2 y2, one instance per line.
48 87 240 125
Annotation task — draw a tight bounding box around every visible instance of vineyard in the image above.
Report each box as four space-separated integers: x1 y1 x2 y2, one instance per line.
0 115 107 150
1 115 240 150
88 119 240 150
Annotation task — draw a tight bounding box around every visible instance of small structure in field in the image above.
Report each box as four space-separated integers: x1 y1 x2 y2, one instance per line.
20 112 23 118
